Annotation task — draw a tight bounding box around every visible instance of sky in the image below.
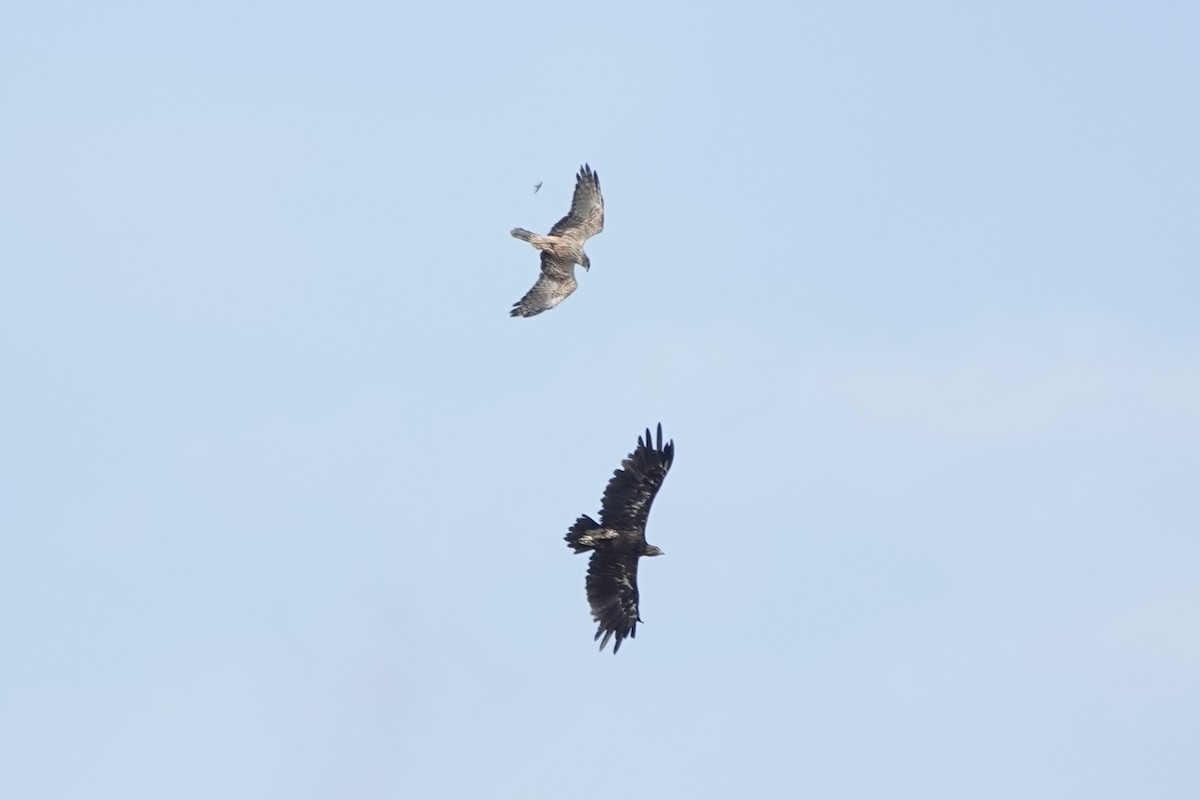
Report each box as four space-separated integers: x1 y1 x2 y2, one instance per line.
2 1 1198 798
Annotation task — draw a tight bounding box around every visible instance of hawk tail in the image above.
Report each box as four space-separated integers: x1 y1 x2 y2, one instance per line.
565 515 603 553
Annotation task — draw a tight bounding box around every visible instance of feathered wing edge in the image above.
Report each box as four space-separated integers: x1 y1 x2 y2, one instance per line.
597 423 675 531
509 251 578 317
548 164 604 241
584 551 641 654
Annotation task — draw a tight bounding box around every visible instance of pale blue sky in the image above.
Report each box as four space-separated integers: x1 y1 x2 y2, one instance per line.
2 2 1198 798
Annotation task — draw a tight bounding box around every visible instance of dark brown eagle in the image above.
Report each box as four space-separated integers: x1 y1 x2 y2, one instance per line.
509 164 604 317
565 424 674 653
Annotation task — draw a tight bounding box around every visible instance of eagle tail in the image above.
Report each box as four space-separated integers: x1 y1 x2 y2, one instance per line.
510 227 536 242
565 514 603 553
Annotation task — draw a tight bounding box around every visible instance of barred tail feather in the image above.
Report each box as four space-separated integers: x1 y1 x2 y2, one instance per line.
565 515 602 553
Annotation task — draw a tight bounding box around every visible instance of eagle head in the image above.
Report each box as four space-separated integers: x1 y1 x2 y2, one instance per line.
642 544 664 557
581 252 591 271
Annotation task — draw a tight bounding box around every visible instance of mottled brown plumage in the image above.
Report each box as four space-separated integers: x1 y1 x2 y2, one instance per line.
509 164 604 317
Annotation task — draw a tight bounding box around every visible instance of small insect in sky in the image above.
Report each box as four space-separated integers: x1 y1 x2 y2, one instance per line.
533 181 542 194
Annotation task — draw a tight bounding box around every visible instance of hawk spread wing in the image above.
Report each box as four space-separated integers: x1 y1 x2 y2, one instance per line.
548 164 604 243
509 252 578 317
585 551 641 653
598 424 675 532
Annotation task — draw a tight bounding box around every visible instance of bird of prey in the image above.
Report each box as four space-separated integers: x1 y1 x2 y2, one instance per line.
509 164 604 317
533 181 542 193
565 424 674 653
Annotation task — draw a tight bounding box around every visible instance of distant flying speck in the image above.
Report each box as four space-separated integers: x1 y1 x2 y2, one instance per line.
566 424 674 654
508 164 604 318
533 181 542 193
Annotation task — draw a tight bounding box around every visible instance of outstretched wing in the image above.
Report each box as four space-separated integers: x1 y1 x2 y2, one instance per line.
597 423 674 532
548 164 604 243
585 550 641 653
510 252 578 317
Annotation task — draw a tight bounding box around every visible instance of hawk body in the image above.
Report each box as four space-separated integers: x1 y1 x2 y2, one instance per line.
509 164 604 317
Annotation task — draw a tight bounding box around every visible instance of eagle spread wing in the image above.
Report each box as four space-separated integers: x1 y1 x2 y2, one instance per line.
585 552 641 653
509 251 578 317
598 423 675 532
548 164 604 243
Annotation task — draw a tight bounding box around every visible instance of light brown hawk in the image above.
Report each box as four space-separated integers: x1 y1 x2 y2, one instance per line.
509 164 604 317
